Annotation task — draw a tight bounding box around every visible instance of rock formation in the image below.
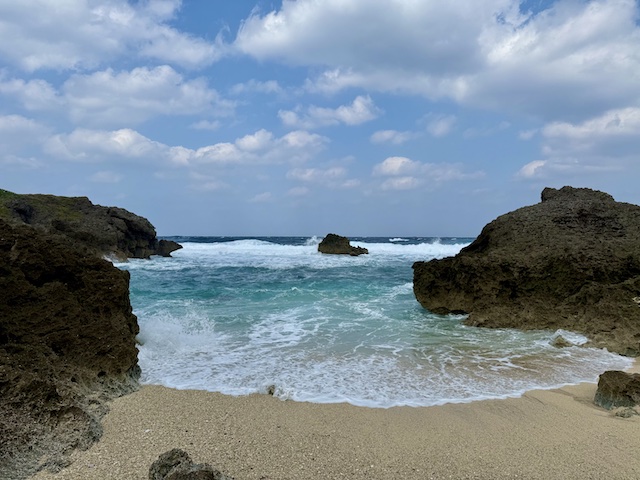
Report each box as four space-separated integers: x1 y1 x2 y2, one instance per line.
0 189 181 260
318 233 368 256
0 219 140 478
149 449 233 480
594 370 640 410
413 186 640 356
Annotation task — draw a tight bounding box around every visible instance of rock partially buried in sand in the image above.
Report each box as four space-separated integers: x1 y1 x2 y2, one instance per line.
318 233 368 256
149 448 233 480
594 370 640 410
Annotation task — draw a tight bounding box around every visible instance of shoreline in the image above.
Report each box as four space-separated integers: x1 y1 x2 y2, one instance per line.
32 361 640 480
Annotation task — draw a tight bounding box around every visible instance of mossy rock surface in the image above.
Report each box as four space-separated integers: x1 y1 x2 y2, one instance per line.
0 189 181 259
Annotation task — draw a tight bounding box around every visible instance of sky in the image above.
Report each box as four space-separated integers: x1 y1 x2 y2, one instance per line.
1 0 639 236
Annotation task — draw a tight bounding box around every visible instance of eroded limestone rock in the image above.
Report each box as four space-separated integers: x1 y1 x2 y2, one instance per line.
318 233 368 256
413 187 640 355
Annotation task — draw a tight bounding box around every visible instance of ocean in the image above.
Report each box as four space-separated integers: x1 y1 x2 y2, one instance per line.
116 236 633 408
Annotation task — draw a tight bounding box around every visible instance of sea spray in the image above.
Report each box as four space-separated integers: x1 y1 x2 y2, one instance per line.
119 237 633 408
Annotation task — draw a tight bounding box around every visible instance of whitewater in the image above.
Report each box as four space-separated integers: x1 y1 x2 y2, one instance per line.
117 237 633 408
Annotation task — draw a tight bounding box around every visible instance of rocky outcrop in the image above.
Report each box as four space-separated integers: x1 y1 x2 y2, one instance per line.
149 449 233 480
0 189 181 260
412 186 640 356
594 370 640 410
0 219 140 478
318 233 368 256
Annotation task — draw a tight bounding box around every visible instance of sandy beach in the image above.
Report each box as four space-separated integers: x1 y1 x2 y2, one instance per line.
32 362 640 480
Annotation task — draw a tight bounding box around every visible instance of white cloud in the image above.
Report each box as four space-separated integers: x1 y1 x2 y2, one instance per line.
426 114 457 137
471 0 640 120
230 79 283 95
234 0 640 123
0 154 43 169
279 96 381 129
0 77 61 110
373 157 421 176
542 107 640 144
0 1 223 71
0 114 51 153
518 129 538 140
373 155 484 189
0 114 49 136
287 167 347 183
45 128 165 162
517 160 547 179
519 107 640 179
249 192 273 203
62 66 233 127
286 165 360 190
43 127 329 198
235 129 274 151
381 176 422 191
370 130 419 145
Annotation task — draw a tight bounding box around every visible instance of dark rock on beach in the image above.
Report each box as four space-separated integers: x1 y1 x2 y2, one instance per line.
413 186 640 356
318 233 368 256
149 449 233 480
0 218 140 478
0 188 181 260
594 370 640 410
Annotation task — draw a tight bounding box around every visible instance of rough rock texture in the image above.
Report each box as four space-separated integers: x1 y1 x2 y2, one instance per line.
318 233 368 256
0 219 140 479
594 370 640 409
0 189 181 260
413 186 640 356
149 449 233 480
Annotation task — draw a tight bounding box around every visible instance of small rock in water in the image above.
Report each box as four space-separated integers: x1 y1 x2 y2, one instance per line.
149 448 233 480
318 233 368 256
266 385 276 396
550 334 575 348
593 370 640 410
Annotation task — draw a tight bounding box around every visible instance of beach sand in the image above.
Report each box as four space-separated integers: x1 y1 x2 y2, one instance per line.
33 362 640 480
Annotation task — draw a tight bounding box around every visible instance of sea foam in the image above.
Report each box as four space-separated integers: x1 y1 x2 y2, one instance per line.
122 237 633 408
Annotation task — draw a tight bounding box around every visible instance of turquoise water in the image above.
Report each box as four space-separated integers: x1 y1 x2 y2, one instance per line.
117 236 633 408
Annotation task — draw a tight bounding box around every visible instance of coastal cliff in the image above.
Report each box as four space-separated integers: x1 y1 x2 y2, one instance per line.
0 189 181 261
0 218 141 478
413 186 640 356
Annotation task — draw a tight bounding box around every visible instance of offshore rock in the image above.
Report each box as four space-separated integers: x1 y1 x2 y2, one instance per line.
0 219 140 479
318 233 368 256
149 449 233 480
0 189 181 260
412 186 640 356
594 371 640 410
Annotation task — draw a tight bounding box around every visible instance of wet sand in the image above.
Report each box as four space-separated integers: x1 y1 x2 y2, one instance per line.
33 362 640 480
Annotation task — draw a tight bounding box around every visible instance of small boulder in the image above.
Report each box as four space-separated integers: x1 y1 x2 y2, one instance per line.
550 334 575 348
318 233 368 256
149 449 233 480
594 370 640 410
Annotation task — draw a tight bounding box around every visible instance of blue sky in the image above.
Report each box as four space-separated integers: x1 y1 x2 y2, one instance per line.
1 0 639 236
